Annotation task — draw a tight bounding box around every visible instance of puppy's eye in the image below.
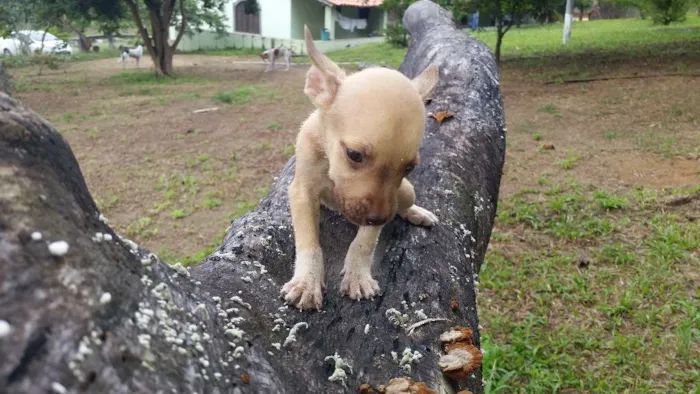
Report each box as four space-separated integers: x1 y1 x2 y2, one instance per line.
405 164 415 174
346 148 364 164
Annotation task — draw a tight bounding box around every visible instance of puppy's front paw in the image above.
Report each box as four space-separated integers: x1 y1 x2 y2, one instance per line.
340 271 380 300
281 275 324 310
400 204 439 227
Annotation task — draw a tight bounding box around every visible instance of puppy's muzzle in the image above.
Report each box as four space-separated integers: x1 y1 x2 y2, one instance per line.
364 213 389 226
335 192 392 226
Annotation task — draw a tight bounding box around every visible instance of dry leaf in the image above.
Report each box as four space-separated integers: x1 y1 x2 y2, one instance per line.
439 326 474 345
542 143 555 150
383 377 437 394
241 374 250 384
430 111 454 125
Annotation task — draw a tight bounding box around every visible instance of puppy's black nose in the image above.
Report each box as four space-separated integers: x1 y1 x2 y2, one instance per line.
365 214 388 226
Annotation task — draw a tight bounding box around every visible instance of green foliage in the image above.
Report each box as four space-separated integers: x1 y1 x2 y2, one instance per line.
593 190 628 210
380 0 474 47
213 86 258 105
380 0 414 47
243 0 260 15
641 0 692 24
384 23 409 47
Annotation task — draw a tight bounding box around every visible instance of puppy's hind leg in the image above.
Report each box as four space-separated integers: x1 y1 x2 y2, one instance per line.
397 178 438 227
341 225 382 300
281 180 325 310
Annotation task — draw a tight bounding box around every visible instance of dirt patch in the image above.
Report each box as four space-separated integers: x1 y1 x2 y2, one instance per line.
500 60 700 196
13 55 312 260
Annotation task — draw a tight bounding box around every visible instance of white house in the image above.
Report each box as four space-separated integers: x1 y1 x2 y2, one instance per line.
175 0 387 53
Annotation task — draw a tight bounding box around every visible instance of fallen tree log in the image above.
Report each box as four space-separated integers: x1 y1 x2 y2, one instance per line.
0 63 10 95
0 1 505 393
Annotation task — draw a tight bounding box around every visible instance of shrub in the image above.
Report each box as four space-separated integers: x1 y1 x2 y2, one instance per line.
642 0 691 25
385 23 409 47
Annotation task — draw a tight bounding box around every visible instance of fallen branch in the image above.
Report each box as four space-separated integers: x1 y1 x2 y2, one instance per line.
665 191 700 207
192 107 219 114
545 72 700 84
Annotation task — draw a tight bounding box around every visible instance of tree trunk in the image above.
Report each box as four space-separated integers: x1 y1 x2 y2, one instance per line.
157 46 175 76
0 1 505 393
495 29 503 65
0 62 10 95
563 0 574 43
75 30 91 52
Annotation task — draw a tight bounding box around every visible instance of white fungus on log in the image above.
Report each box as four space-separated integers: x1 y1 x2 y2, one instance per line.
99 292 112 305
0 320 12 337
325 352 353 388
283 322 308 347
48 241 69 256
50 382 67 394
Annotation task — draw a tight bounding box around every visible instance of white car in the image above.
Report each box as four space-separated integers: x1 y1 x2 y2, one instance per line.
17 30 73 55
0 34 23 56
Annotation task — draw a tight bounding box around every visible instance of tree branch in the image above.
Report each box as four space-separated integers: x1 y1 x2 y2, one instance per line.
166 0 177 22
502 21 513 36
170 0 187 51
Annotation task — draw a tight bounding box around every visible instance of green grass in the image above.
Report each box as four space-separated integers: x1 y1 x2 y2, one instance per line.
106 71 208 86
282 144 295 157
593 190 628 210
126 216 156 238
212 86 259 105
2 48 122 69
557 155 580 170
483 185 700 392
327 42 407 68
634 129 678 158
324 15 700 68
473 15 700 59
170 209 189 220
178 47 262 57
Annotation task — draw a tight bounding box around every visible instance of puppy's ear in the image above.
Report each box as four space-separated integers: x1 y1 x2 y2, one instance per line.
303 25 346 109
412 64 439 101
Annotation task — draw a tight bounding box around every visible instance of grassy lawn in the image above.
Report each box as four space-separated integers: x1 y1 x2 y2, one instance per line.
326 14 700 67
472 14 700 58
482 185 699 392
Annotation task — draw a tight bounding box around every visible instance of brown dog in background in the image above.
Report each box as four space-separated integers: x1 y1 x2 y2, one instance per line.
280 26 439 310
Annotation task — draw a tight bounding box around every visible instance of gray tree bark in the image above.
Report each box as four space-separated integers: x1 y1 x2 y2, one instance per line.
0 1 505 393
0 63 10 95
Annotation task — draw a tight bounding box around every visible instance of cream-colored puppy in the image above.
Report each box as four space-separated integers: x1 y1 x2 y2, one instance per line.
281 26 439 310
